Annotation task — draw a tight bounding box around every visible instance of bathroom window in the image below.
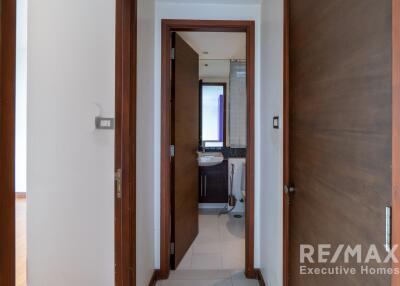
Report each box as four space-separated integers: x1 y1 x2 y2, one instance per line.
200 83 226 148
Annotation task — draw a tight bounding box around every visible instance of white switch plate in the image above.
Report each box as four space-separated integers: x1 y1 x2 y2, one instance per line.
273 116 279 129
95 117 115 130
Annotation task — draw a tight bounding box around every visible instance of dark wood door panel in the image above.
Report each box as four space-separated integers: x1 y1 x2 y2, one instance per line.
0 0 16 285
172 33 199 269
289 0 392 285
199 161 228 203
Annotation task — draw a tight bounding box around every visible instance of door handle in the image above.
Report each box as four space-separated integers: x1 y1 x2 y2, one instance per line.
385 206 392 252
284 185 295 195
204 176 207 197
200 175 203 197
115 169 122 199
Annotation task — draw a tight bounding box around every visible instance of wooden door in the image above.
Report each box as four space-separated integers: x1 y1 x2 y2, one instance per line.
0 0 16 285
288 0 392 285
171 33 199 269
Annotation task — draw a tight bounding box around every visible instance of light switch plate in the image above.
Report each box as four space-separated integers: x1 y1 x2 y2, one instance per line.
95 117 115 130
273 116 280 129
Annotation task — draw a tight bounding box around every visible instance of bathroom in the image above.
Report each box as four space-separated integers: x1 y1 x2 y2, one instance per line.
170 31 248 271
197 58 247 214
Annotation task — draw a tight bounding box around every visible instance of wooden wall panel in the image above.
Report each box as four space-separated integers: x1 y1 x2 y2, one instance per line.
0 0 16 285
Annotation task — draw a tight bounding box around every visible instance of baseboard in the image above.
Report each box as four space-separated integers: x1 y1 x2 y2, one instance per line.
255 269 266 286
148 270 160 286
15 192 26 199
198 203 226 209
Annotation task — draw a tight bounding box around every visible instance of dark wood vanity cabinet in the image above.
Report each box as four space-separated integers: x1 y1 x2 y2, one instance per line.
199 160 228 203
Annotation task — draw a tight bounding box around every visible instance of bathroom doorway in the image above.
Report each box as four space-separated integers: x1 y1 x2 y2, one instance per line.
159 20 256 280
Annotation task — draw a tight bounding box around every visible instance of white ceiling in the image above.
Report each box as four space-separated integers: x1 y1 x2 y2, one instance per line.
199 60 230 78
178 32 246 60
157 0 262 4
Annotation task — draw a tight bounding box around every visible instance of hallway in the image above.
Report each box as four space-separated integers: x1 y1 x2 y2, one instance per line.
156 269 259 286
157 211 258 285
178 211 245 270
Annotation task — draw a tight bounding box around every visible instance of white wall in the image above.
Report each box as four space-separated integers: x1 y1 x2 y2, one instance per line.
15 0 28 193
137 0 157 285
27 0 115 285
259 0 284 285
154 0 262 268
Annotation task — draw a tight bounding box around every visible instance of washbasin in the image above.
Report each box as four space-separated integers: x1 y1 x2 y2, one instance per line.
197 152 224 167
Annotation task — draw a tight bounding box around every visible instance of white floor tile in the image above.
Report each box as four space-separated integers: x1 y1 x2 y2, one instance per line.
177 250 192 270
200 214 220 227
168 270 231 280
231 279 259 286
230 270 247 280
221 240 245 258
160 279 233 286
195 228 221 244
192 254 222 269
162 214 256 285
193 242 222 255
221 254 245 269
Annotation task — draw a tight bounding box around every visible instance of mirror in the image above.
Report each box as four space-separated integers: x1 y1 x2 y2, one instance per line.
199 59 247 148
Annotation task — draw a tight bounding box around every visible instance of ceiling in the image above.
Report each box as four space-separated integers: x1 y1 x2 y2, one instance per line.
199 60 230 78
178 32 246 60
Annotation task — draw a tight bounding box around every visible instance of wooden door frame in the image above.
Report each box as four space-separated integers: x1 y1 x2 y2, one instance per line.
115 0 137 285
159 19 256 279
0 0 16 285
284 0 400 285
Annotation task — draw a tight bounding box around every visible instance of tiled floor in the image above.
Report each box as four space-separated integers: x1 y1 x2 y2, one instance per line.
16 202 256 286
157 211 259 285
178 211 245 270
156 269 259 286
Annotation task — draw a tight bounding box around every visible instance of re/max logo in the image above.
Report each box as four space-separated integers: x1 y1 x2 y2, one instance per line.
300 244 399 264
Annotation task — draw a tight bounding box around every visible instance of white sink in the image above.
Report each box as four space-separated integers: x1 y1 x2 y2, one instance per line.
197 152 224 167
